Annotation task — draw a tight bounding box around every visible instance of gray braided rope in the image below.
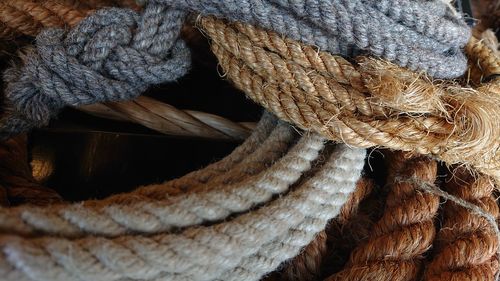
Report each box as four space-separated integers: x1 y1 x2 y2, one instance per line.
0 0 470 139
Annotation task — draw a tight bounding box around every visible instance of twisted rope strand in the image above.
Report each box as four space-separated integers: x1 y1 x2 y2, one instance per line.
1 3 190 139
0 118 318 237
85 96 255 140
166 0 470 78
0 142 365 281
278 177 375 281
0 0 139 38
424 168 500 281
200 16 500 181
327 152 439 281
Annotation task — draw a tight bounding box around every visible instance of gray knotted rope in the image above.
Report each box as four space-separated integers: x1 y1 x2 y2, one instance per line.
1 3 190 139
1 0 470 139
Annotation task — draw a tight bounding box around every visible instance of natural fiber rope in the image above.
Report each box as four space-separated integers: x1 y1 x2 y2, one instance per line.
199 16 500 182
0 0 472 139
0 114 366 281
80 96 255 140
2 2 493 183
166 0 471 79
0 113 294 236
424 168 500 281
327 152 439 281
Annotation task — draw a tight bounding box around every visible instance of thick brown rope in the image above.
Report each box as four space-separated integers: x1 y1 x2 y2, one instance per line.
424 168 500 281
326 152 439 281
199 16 500 182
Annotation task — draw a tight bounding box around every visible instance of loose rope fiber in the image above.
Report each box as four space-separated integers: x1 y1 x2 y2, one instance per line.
424 168 500 280
0 1 499 281
199 17 500 182
0 0 471 139
0 113 366 281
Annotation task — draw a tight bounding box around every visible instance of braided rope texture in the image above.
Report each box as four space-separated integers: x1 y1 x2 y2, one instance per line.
0 1 255 141
200 16 500 182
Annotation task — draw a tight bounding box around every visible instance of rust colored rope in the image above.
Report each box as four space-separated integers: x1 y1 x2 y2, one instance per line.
424 168 500 281
326 152 439 281
336 177 375 224
0 134 62 206
199 16 500 182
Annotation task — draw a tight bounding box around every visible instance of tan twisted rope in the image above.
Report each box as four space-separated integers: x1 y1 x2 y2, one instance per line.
0 0 91 38
81 96 255 140
200 16 500 182
424 168 500 281
326 152 439 281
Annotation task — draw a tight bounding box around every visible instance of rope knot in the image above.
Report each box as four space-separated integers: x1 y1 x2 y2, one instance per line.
1 4 190 138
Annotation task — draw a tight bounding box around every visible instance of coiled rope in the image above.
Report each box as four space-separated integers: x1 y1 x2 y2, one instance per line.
0 1 499 280
0 113 366 281
200 17 500 181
